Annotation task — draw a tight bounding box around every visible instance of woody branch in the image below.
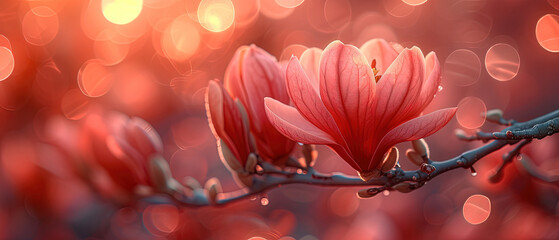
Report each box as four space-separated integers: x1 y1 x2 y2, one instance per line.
157 109 559 207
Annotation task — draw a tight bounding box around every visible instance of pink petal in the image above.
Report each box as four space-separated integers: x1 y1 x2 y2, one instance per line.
264 97 336 145
224 46 250 104
369 108 457 170
374 47 426 130
417 52 441 111
359 39 399 74
319 41 376 145
241 45 289 132
286 56 343 141
299 47 322 90
206 81 225 140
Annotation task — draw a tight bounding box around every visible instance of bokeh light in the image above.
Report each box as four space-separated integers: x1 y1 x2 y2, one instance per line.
22 6 59 46
161 15 201 61
402 0 428 6
102 0 144 25
463 194 491 225
197 0 236 32
61 89 90 120
536 14 559 52
275 0 305 8
443 49 481 87
456 97 487 129
0 47 15 81
485 43 520 81
77 59 114 98
142 204 180 236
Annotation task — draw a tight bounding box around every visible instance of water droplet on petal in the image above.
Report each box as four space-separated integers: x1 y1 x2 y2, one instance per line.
438 85 443 92
260 197 269 206
516 155 522 161
382 190 390 196
471 172 478 177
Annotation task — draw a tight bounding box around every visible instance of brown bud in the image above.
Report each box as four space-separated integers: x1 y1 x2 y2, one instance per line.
392 183 413 193
381 147 399 172
234 171 254 187
358 169 381 182
455 129 467 139
420 163 436 174
357 189 377 198
302 144 317 167
182 176 202 190
245 153 258 173
486 109 503 122
205 177 222 204
406 149 424 166
412 139 430 158
149 155 173 193
218 139 243 172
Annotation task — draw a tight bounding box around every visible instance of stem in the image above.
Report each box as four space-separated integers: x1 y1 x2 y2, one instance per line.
157 109 559 207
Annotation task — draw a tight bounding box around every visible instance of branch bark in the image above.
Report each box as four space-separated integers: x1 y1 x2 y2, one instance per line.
158 110 559 207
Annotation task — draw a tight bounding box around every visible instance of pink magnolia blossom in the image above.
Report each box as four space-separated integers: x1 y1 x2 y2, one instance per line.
224 45 295 164
265 40 456 176
206 80 252 172
85 111 163 191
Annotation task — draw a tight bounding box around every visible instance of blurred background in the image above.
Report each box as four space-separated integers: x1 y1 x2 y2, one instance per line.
1 0 559 239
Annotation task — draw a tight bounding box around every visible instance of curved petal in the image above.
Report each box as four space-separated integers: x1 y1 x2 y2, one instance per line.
299 47 322 90
319 41 376 147
265 97 336 145
374 47 426 131
359 39 399 74
369 108 457 170
286 56 343 142
241 45 289 132
416 52 441 111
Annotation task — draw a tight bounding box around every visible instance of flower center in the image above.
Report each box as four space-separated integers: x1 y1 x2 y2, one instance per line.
371 59 381 82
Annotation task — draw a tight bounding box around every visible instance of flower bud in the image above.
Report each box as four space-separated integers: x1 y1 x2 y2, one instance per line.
358 169 381 182
302 144 317 167
381 147 399 172
286 156 305 169
219 139 243 172
357 189 379 198
234 171 254 187
149 155 173 193
486 109 503 122
392 183 413 193
411 138 430 158
455 129 467 139
205 177 222 204
406 149 424 166
182 176 202 190
245 153 258 173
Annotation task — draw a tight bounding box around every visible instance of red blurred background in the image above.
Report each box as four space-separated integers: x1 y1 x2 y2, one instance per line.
1 0 559 239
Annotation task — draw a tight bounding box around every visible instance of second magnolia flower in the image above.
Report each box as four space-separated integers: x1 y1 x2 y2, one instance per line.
265 40 456 179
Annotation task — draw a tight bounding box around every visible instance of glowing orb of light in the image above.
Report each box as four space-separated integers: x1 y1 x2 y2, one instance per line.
0 47 15 81
536 14 559 52
275 0 305 8
403 0 428 6
443 49 481 87
456 97 487 129
102 0 143 25
485 43 520 81
197 0 235 32
22 6 59 46
463 194 491 225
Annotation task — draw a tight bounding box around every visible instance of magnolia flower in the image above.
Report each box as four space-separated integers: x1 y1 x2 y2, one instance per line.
224 45 295 164
206 80 252 172
265 40 456 178
85 112 164 192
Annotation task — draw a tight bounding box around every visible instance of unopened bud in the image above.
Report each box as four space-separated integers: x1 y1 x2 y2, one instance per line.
245 153 258 173
302 144 317 167
357 188 380 198
381 147 399 172
219 139 243 172
358 169 381 182
286 156 305 169
183 176 202 190
455 129 467 139
392 183 413 193
205 177 222 204
406 149 424 166
486 109 503 122
412 139 430 158
149 155 173 193
235 171 254 187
